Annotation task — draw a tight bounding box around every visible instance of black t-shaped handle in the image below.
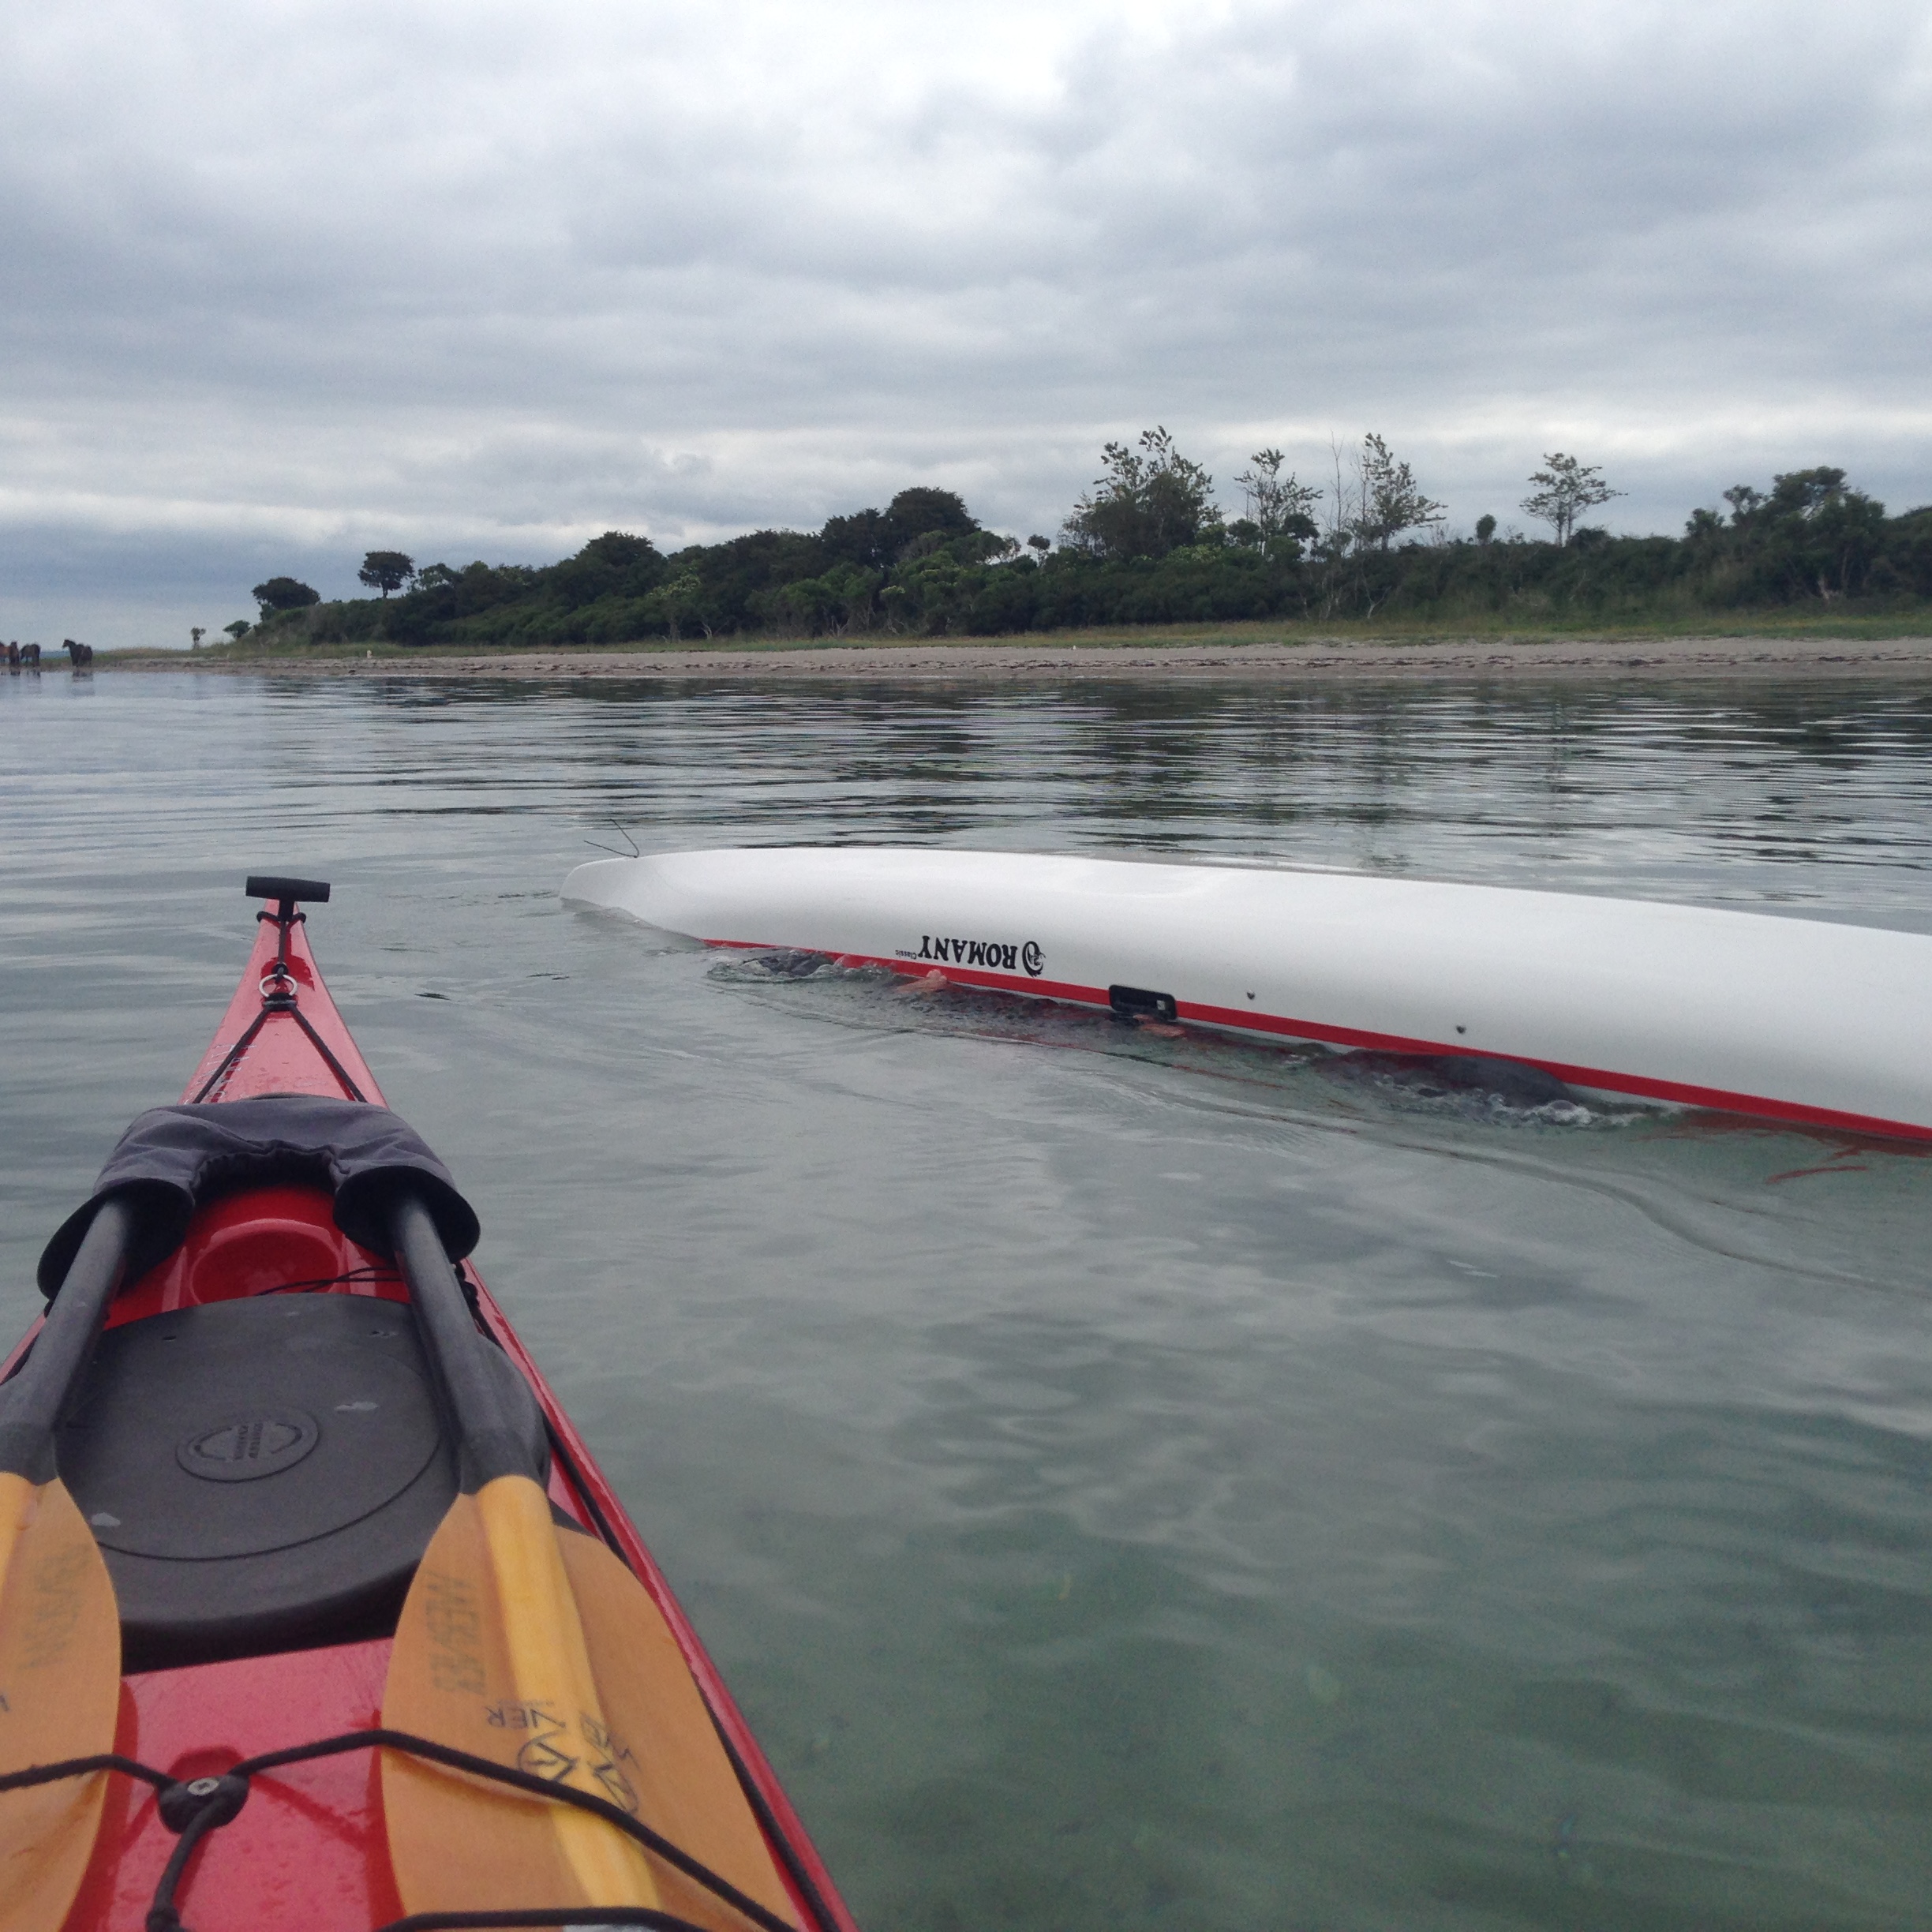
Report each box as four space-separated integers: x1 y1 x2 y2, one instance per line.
245 875 331 923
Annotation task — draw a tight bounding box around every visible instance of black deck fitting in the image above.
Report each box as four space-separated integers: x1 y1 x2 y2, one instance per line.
1108 983 1179 1023
245 875 331 925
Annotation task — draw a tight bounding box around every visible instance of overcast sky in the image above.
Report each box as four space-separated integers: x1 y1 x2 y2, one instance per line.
3 0 1928 645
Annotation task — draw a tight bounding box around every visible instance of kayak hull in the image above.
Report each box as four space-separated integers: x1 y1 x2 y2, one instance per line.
564 845 1932 1140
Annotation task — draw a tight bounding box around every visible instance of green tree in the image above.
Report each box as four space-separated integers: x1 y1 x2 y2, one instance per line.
1348 433 1443 551
253 575 320 616
821 489 980 571
639 572 706 642
1233 448 1321 551
1061 428 1220 560
223 620 252 641
1876 506 1932 597
1743 467 1886 600
1522 453 1623 546
771 563 881 636
549 532 665 605
882 488 977 556
358 550 416 597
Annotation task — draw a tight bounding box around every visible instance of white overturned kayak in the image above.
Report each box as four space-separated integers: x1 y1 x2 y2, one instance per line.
563 847 1932 1140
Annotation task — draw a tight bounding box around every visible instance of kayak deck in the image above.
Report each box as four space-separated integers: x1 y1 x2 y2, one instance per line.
1 883 853 1932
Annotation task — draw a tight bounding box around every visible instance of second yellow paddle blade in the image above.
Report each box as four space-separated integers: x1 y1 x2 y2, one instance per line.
554 1518 799 1930
384 1476 798 1926
383 1480 657 1914
0 1473 122 1932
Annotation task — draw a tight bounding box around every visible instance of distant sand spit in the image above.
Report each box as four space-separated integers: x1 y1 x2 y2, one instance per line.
114 634 1932 683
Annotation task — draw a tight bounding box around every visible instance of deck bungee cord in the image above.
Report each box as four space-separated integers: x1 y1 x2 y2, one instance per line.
0 878 855 1932
189 882 368 1105
0 1728 803 1932
1 1471 843 1932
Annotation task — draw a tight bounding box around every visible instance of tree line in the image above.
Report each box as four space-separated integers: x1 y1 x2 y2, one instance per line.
240 434 1932 648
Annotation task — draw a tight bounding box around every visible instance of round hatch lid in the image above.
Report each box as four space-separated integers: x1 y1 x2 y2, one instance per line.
60 1294 444 1563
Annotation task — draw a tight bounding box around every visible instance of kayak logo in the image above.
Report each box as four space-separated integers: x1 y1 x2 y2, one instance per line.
500 1702 642 1814
422 1571 485 1694
516 1732 578 1782
177 1409 320 1482
909 934 1045 977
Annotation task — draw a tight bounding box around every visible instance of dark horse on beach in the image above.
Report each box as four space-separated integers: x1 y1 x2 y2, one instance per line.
63 638 93 667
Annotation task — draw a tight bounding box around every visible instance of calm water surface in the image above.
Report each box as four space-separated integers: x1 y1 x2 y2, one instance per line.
5 669 1932 1930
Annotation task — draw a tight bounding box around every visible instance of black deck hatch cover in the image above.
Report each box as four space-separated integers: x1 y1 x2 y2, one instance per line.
53 1290 545 1668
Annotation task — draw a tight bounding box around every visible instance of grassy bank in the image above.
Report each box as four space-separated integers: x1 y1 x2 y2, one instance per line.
106 605 1932 669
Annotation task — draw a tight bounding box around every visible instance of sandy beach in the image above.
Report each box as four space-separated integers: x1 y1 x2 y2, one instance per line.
111 631 1932 683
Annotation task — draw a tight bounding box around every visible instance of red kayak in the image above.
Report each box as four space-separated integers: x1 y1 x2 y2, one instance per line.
0 878 857 1932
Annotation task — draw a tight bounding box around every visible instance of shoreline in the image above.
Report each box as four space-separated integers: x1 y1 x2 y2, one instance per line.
106 632 1932 683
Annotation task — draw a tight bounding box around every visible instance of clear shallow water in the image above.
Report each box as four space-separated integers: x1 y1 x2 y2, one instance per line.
5 668 1932 1930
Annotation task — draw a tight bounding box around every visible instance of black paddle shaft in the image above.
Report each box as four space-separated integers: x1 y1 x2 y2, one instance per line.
389 1196 544 1494
0 1197 135 1484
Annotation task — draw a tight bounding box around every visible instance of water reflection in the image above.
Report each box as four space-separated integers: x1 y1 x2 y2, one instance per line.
6 668 1932 1931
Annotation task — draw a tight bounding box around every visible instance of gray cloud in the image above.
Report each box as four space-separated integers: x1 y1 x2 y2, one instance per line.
2 0 1927 644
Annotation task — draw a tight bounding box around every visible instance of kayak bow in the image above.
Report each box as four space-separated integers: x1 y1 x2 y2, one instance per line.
0 878 855 1932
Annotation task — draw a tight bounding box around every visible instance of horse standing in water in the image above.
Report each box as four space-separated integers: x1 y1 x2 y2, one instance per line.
64 638 93 667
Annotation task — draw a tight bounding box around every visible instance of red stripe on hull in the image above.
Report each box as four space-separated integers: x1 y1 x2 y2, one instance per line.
706 939 1932 1145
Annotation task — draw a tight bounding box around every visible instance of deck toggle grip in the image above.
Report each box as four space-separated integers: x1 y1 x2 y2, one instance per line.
245 875 331 906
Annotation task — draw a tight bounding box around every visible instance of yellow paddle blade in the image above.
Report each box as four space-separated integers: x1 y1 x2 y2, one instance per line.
0 1472 122 1932
384 1478 659 1914
383 1478 797 1929
556 1518 799 1930
380 1476 661 1916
